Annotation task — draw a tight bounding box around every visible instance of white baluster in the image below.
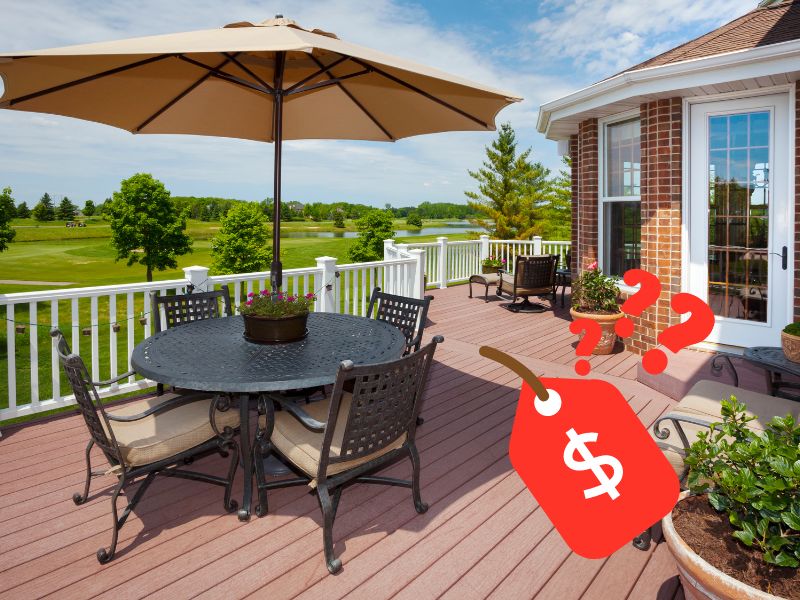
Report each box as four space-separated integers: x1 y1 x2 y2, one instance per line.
29 301 38 408
51 300 59 404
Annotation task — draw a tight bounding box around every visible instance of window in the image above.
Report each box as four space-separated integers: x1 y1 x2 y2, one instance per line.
601 116 641 277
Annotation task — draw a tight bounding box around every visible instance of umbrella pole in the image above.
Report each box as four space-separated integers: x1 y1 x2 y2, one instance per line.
270 51 286 293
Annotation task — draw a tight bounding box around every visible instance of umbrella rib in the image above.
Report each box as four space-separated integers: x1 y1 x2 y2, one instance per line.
285 69 371 97
3 54 174 108
283 55 350 94
348 56 490 129
134 53 239 133
176 55 272 97
306 54 394 141
222 52 274 93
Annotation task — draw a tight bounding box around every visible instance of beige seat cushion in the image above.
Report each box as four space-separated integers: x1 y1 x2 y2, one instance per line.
271 393 406 482
653 380 800 479
498 277 551 296
104 394 240 467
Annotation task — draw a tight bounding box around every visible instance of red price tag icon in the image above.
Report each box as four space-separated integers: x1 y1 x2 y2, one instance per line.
509 376 680 558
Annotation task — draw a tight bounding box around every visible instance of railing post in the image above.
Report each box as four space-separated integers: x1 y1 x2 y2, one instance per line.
437 236 448 289
383 239 395 261
533 236 543 255
396 242 410 255
315 256 338 313
409 249 425 299
183 265 210 292
479 234 490 263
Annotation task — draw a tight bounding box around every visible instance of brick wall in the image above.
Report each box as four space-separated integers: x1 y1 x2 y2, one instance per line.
795 81 800 321
569 134 579 275
576 119 599 271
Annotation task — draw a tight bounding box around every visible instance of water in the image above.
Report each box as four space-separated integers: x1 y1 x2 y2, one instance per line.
282 221 484 239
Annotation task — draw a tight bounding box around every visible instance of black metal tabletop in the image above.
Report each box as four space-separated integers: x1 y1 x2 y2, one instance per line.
743 346 800 376
131 312 406 393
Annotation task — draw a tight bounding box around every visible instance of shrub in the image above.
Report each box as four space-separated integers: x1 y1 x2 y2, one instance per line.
348 209 394 263
783 322 800 337
239 290 315 317
570 261 620 313
211 203 272 275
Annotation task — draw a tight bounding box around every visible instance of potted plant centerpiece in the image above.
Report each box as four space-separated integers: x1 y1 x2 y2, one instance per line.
239 290 316 343
781 322 800 363
662 398 799 599
482 256 506 274
569 261 623 354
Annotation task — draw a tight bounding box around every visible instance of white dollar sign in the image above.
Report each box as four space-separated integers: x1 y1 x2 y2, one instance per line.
563 428 623 500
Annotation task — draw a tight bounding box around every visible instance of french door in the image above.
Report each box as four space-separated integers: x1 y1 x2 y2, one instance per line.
688 93 791 347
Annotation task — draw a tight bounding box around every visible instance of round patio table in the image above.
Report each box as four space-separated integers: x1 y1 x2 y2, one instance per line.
131 312 406 520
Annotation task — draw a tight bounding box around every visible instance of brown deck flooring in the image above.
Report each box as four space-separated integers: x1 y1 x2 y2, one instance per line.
0 285 684 599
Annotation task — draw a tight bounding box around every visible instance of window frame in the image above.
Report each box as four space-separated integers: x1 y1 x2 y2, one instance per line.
597 109 642 288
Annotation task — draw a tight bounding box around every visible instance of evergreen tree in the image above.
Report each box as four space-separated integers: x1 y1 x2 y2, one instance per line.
211 203 273 274
538 156 572 240
465 123 551 239
82 200 96 216
57 196 78 221
32 193 56 222
0 187 16 252
109 174 192 281
348 209 395 262
15 201 30 219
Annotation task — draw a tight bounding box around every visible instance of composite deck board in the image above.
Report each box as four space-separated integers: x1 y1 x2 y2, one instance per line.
0 284 687 599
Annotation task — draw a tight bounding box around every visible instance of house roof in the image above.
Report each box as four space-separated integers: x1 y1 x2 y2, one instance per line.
537 0 800 140
620 0 800 74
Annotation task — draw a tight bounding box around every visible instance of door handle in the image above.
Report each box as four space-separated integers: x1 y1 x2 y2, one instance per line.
768 246 788 270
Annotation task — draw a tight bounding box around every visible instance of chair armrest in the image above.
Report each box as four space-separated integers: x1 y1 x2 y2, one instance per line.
652 413 716 452
92 370 136 388
106 391 208 422
709 353 740 387
271 395 327 432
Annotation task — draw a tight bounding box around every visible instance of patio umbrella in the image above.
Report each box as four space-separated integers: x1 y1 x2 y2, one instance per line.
0 16 521 291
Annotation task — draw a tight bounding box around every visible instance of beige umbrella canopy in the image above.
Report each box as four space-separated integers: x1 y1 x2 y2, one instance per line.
0 16 521 289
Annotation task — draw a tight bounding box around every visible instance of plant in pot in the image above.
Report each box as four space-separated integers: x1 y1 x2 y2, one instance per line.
781 322 800 363
482 256 506 274
662 397 799 599
239 290 316 344
569 261 623 355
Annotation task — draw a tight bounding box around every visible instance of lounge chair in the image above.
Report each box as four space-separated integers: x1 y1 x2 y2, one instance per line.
497 254 558 312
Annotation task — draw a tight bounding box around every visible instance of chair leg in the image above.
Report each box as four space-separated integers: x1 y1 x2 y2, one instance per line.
632 527 652 551
317 484 342 574
409 443 428 514
97 476 126 564
223 439 239 514
157 382 164 396
416 415 424 426
73 439 94 506
252 437 269 518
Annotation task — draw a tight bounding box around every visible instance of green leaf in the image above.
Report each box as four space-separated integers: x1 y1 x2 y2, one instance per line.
774 552 800 568
733 530 755 546
708 493 730 512
782 512 800 531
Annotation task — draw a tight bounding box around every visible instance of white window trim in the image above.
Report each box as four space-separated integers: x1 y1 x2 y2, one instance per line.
597 109 641 293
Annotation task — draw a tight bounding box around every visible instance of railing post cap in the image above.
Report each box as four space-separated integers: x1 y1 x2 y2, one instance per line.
437 236 448 242
315 256 338 265
383 239 395 245
479 234 490 239
183 265 209 273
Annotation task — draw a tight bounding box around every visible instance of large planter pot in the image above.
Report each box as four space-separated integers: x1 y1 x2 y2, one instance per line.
242 313 308 344
780 330 800 363
482 266 500 274
569 308 624 355
662 492 782 600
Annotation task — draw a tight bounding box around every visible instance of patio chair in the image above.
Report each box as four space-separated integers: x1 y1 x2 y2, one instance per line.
150 286 232 394
253 335 443 573
497 254 558 313
556 252 572 308
52 329 240 563
632 379 800 551
366 286 434 355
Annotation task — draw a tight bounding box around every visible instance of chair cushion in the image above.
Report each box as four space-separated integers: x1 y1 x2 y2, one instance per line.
653 380 800 480
271 393 407 482
104 393 240 467
499 277 552 296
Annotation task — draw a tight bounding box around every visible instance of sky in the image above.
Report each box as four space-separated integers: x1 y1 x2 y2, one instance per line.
0 0 753 208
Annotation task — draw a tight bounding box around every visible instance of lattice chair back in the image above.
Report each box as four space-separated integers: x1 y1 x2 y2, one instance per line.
515 254 558 289
51 329 123 467
366 287 434 354
151 286 232 333
317 336 442 479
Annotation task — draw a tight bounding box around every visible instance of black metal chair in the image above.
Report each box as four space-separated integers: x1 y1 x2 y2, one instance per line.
366 286 434 355
253 335 443 573
150 286 232 394
556 251 572 308
52 329 239 563
497 254 558 312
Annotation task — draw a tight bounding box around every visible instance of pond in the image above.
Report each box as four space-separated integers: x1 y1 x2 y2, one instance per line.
282 221 484 239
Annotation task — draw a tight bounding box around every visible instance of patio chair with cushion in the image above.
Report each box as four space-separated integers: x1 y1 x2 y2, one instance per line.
150 286 232 394
497 254 558 313
53 329 240 563
367 286 434 355
632 378 800 550
252 335 443 573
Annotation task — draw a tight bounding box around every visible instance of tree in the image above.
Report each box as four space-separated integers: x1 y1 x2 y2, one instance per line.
465 123 551 239
0 187 17 252
32 193 55 222
348 209 395 262
82 200 96 216
109 173 192 281
538 156 572 240
15 201 30 219
406 212 423 228
332 209 346 228
210 203 273 275
56 196 78 221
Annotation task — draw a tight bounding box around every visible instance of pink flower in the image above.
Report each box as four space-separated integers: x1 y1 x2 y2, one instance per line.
260 289 270 296
588 261 598 270
305 293 315 299
245 300 253 306
502 258 507 263
287 295 296 302
247 292 255 297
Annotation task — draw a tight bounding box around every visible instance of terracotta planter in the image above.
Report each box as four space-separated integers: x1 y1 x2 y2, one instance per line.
569 308 624 355
781 330 800 363
481 266 500 274
242 313 308 344
662 492 782 600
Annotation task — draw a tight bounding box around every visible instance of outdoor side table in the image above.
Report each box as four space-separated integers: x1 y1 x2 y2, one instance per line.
131 312 407 521
468 273 500 302
742 346 800 401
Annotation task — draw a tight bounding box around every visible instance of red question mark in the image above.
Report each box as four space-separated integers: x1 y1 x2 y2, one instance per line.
615 269 662 338
642 293 715 375
569 318 603 376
